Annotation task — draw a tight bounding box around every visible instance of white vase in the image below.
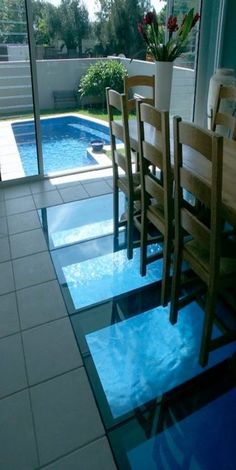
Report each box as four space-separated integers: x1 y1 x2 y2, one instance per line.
207 68 236 131
154 61 173 111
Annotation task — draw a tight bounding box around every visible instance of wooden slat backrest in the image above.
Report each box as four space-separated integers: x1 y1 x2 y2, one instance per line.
215 112 236 139
124 75 155 112
178 121 213 161
212 84 236 140
137 101 172 218
174 116 223 275
145 174 164 206
106 87 132 181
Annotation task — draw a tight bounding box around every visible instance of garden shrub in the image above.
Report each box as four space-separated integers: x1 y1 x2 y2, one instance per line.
78 60 127 107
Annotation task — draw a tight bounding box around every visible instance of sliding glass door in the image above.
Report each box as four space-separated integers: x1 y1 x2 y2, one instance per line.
0 0 40 181
169 0 202 121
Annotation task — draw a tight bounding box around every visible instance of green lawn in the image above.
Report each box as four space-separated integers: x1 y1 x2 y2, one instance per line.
1 105 136 123
1 106 109 122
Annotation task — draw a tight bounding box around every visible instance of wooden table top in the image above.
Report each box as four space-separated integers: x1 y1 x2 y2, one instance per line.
128 119 236 228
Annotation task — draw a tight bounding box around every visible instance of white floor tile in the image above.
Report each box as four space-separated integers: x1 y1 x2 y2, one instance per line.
0 216 8 237
0 390 39 469
59 184 88 203
4 184 31 200
5 195 36 215
0 292 20 338
0 201 6 217
0 237 10 262
17 280 67 329
13 252 56 290
7 210 41 235
33 190 63 209
0 261 14 295
10 228 47 259
83 180 112 197
23 317 83 385
0 333 27 398
30 180 56 194
44 437 117 470
31 368 104 466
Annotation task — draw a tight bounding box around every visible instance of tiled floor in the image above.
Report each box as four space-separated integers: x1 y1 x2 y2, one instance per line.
0 170 117 469
1 169 236 470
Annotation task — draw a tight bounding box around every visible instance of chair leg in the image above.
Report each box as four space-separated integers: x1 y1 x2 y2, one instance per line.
169 240 182 324
113 185 119 242
127 198 134 260
161 233 172 307
199 289 217 367
140 209 148 276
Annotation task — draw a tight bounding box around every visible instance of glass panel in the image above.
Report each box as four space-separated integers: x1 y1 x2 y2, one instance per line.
0 0 39 180
170 0 202 120
28 0 112 176
85 301 235 419
109 382 236 468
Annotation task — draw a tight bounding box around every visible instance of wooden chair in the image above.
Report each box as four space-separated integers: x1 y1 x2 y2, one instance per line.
170 116 236 366
211 84 236 139
124 75 155 171
137 101 173 306
124 75 155 112
106 87 141 259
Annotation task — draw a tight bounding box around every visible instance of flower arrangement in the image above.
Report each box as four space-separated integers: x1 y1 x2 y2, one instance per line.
138 8 200 62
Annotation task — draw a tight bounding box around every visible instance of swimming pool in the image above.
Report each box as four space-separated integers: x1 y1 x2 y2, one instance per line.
12 115 111 176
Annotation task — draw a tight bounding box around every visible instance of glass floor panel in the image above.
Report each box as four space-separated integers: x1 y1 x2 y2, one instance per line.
109 360 236 470
39 192 125 250
39 193 236 468
81 301 236 421
52 241 163 312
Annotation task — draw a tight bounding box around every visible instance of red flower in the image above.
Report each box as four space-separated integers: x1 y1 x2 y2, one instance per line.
137 7 200 62
167 15 179 33
138 23 144 35
143 11 155 25
192 12 200 28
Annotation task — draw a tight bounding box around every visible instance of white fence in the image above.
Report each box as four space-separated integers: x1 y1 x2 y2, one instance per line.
0 57 196 120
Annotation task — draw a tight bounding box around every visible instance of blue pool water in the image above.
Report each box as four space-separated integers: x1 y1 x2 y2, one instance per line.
12 115 111 176
61 245 163 311
86 302 236 419
127 387 236 469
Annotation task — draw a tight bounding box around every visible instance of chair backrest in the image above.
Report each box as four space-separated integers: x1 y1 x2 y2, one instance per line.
106 87 133 183
124 75 155 112
211 84 236 140
173 116 224 280
136 101 172 225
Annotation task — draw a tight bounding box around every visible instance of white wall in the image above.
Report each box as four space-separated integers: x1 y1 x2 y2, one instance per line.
36 58 107 109
119 57 196 120
7 45 29 61
0 57 195 120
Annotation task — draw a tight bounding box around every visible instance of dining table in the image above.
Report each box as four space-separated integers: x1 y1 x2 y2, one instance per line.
127 118 236 229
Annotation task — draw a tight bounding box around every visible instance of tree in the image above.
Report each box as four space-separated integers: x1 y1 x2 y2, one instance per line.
32 1 60 46
58 0 90 55
94 0 151 58
0 0 26 44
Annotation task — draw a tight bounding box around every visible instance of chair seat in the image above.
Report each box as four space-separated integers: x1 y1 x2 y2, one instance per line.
118 173 141 199
184 239 236 280
146 203 165 231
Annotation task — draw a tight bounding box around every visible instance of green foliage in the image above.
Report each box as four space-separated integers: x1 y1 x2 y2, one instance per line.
79 60 127 105
0 0 26 44
94 0 151 58
32 1 60 46
58 0 89 54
